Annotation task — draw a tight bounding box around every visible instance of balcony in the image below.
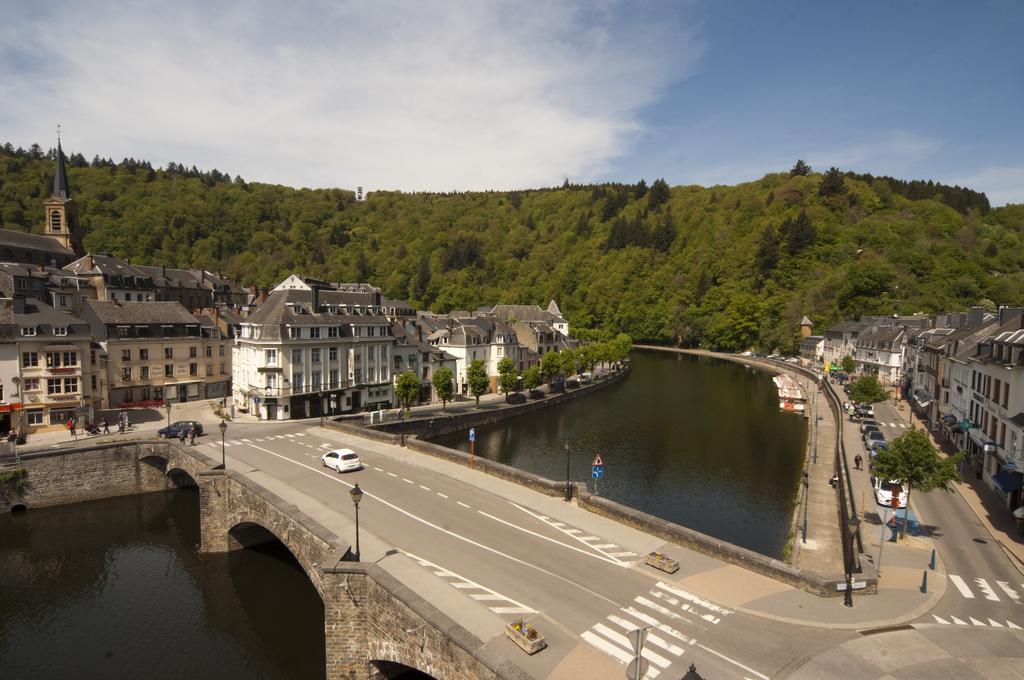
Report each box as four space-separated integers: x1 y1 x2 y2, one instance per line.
249 379 353 399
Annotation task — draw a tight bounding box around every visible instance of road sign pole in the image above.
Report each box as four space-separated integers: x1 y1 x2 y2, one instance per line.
469 427 475 469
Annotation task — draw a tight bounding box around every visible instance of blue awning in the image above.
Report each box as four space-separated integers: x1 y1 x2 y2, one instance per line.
991 470 1023 494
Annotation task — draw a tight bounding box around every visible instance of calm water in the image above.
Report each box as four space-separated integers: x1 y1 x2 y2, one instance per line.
433 350 808 556
0 490 325 680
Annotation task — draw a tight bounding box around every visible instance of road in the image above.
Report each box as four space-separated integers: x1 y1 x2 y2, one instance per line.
197 419 850 680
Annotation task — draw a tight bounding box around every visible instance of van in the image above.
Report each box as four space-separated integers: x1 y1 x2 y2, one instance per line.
580 372 592 384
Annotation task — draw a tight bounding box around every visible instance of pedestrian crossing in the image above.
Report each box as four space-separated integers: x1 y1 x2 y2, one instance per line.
403 552 535 615
212 432 309 447
932 614 1022 629
508 501 642 565
581 581 732 678
948 574 1021 603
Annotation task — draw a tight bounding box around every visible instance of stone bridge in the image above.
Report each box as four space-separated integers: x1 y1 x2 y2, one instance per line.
1 441 527 680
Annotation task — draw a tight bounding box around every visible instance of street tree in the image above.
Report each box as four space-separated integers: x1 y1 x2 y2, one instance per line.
841 355 856 374
395 371 420 414
560 348 579 377
522 365 541 391
497 356 517 395
848 374 888 404
871 429 961 538
432 367 454 412
540 351 561 385
467 359 490 407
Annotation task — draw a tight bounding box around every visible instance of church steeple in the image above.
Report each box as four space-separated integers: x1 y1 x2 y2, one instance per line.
42 127 78 254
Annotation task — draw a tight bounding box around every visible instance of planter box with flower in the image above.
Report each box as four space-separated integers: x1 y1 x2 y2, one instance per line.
505 619 547 655
644 551 679 574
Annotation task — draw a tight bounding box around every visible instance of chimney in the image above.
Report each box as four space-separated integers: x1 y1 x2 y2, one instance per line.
259 288 268 304
313 285 320 313
969 306 985 329
87 254 94 271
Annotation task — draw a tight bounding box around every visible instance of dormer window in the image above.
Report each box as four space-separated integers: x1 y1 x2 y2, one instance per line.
21 327 36 337
53 327 68 336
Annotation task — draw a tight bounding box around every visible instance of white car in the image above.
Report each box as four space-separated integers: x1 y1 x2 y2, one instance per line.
873 477 908 509
321 448 362 473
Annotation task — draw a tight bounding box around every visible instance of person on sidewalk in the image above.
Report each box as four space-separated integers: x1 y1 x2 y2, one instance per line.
178 429 187 445
7 428 16 445
188 426 197 446
101 418 109 434
829 474 838 488
854 454 863 470
67 418 75 437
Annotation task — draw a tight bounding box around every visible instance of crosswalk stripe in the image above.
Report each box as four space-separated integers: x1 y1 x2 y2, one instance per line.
471 594 507 601
582 630 636 664
592 623 671 669
491 606 535 614
933 615 949 624
607 615 685 656
580 536 599 542
974 578 1000 601
1007 621 1022 630
951 616 968 625
285 433 295 437
655 582 731 616
610 551 638 557
969 617 986 626
949 575 975 598
593 543 616 549
633 598 697 628
988 619 1004 627
624 606 695 644
996 581 1020 602
294 433 306 437
651 590 720 624
565 529 582 535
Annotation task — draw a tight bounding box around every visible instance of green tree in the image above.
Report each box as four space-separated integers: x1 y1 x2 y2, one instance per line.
780 210 816 255
648 178 670 209
560 347 579 377
467 359 490 407
522 365 541 391
432 366 454 412
819 166 847 197
540 352 561 385
871 429 961 538
840 355 856 373
790 159 811 176
755 227 780 278
395 371 420 414
497 356 517 395
848 374 888 404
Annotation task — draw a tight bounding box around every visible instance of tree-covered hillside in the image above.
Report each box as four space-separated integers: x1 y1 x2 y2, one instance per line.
2 143 1022 352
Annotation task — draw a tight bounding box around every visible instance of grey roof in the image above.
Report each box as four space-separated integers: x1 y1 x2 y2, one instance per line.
66 253 153 280
858 326 904 347
799 316 814 327
0 228 74 256
951 320 1001 362
84 299 200 325
15 299 90 337
243 289 384 327
485 304 565 323
52 140 70 200
0 298 14 326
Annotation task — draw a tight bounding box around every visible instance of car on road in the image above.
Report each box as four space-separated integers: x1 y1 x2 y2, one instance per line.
506 392 527 404
859 419 881 433
864 430 887 449
158 420 204 439
872 476 908 508
321 448 362 473
855 404 875 418
861 425 881 441
528 389 545 400
566 378 580 389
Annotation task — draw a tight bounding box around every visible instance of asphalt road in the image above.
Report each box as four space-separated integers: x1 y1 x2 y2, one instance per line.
204 419 849 680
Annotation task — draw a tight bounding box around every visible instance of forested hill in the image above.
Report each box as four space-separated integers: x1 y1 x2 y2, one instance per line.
1 143 1023 352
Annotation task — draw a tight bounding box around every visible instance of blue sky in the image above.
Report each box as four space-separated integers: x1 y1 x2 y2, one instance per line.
1 1 1021 203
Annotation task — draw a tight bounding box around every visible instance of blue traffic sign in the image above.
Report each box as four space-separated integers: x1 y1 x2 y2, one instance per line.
592 465 603 479
469 428 475 442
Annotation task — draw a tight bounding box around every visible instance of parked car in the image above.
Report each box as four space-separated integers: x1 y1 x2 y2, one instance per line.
549 377 565 393
506 392 527 405
158 420 204 439
566 378 580 389
868 440 889 457
856 405 875 418
864 430 887 449
528 389 545 400
872 476 908 508
861 425 881 441
579 372 592 384
859 419 881 433
321 448 362 473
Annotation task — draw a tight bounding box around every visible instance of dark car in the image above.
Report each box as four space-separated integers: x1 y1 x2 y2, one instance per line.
549 377 565 393
528 389 545 400
158 420 204 438
566 378 580 389
506 392 527 405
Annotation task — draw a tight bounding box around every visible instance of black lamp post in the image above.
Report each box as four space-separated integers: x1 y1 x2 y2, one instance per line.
218 419 227 469
165 402 172 428
843 513 861 607
350 483 363 561
564 440 572 501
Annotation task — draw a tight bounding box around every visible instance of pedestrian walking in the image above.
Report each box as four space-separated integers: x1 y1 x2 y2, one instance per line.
829 474 838 488
7 428 16 444
178 429 186 445
188 426 196 446
67 418 75 436
101 418 109 434
854 454 863 470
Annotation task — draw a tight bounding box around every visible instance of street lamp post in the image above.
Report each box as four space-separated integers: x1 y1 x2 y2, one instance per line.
801 471 809 543
218 419 227 469
350 483 363 561
165 402 172 428
564 440 571 502
843 513 861 607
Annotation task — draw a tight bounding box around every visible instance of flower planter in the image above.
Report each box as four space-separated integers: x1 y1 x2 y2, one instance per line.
644 551 679 574
505 621 547 655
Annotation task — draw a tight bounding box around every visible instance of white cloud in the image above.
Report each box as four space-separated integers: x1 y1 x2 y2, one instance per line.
0 1 702 191
944 166 1024 207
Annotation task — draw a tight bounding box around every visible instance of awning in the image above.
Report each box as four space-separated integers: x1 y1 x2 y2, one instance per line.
913 395 933 409
942 414 957 426
991 470 1023 494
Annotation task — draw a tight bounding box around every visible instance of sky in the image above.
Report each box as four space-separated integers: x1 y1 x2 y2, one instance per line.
1 0 1022 204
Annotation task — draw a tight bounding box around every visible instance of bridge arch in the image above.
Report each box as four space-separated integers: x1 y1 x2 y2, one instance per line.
370 659 438 679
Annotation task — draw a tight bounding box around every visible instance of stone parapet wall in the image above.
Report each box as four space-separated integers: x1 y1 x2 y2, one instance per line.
407 438 567 497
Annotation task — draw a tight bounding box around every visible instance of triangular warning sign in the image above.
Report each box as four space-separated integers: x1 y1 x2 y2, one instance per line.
592 453 604 467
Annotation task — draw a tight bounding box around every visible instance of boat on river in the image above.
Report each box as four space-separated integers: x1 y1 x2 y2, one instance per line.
772 375 806 413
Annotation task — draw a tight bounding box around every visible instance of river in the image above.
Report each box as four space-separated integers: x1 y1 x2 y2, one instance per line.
431 350 808 557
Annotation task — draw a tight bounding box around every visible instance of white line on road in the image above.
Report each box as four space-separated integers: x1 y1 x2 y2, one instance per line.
951 616 968 625
988 619 1004 627
933 615 949 624
592 623 671 668
373 467 383 472
974 578 1000 601
996 581 1020 601
436 493 448 499
456 501 470 508
696 642 770 680
478 511 628 567
403 478 414 484
1008 621 1022 630
949 575 975 598
970 617 986 626
387 472 397 478
419 485 431 491
655 582 732 616
606 615 684 656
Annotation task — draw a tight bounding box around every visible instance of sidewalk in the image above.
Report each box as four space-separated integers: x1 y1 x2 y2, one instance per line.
899 403 1024 574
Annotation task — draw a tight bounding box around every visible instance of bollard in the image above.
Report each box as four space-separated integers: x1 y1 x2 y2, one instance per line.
929 548 936 570
920 570 928 593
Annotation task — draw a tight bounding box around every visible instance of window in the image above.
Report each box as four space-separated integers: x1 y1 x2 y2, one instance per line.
140 349 149 361
165 347 174 359
205 346 212 357
122 367 132 381
91 375 96 390
292 373 304 391
310 327 321 339
27 411 43 426
20 327 36 337
122 349 131 361
289 327 301 339
311 348 321 362
165 365 173 378
292 349 303 364
22 352 38 367
312 371 321 389
330 369 338 388
50 210 61 229
329 347 338 361
47 378 78 394
206 365 213 376
265 349 278 365
54 327 67 336
266 373 278 389
1003 383 1009 408
189 346 198 358
24 378 39 391
141 366 149 379
368 346 375 360
219 345 224 357
328 327 339 338
189 363 198 376
220 363 225 375
117 326 130 338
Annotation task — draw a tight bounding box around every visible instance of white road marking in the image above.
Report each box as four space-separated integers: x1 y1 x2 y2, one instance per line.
507 501 638 564
565 529 582 535
592 623 671 668
580 536 599 542
456 501 470 508
610 551 639 558
582 630 635 664
1007 621 1022 630
607 615 685 656
452 582 476 589
285 433 295 438
419 485 431 491
594 543 617 549
949 575 975 598
950 616 968 625
988 619 1004 627
478 511 628 568
969 617 986 626
631 599 697 628
404 552 535 615
974 578 1000 601
294 433 306 437
996 580 1020 602
373 467 383 472
933 615 949 624
655 582 731 616
387 472 398 478
403 478 414 484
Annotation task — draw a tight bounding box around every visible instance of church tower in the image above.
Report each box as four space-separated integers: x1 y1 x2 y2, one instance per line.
42 134 78 253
